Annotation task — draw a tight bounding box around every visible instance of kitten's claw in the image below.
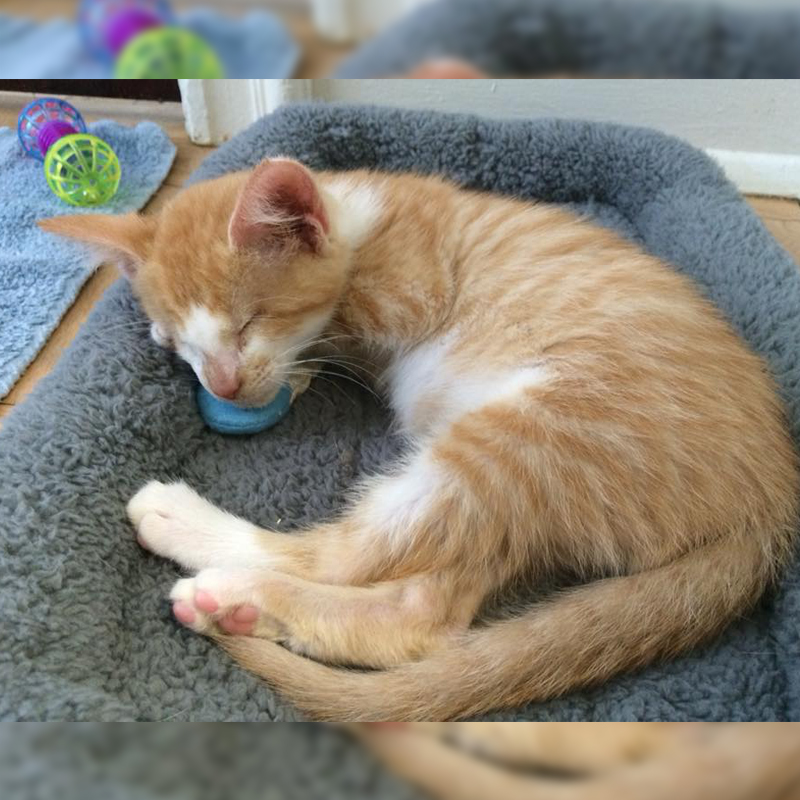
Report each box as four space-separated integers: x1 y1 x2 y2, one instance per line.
289 372 313 401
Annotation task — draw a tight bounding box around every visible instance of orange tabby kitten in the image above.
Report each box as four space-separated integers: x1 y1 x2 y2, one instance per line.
41 158 799 721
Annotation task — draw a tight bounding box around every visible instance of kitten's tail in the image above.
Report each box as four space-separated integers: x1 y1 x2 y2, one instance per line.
221 528 789 721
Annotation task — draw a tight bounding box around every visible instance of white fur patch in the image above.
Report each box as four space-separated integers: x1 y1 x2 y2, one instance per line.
128 481 273 571
176 304 227 374
388 335 455 430
389 333 550 434
325 177 384 249
180 304 226 352
454 366 550 416
365 451 442 546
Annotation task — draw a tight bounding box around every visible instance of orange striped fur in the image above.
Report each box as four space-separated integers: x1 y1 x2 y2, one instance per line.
355 723 800 800
40 158 799 720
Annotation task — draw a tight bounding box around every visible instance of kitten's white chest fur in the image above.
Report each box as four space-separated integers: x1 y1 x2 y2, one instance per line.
386 332 549 437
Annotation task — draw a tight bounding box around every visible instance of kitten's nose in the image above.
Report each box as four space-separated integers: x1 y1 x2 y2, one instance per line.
204 357 241 401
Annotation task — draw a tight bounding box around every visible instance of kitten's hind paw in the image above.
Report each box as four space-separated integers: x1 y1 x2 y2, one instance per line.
169 569 288 641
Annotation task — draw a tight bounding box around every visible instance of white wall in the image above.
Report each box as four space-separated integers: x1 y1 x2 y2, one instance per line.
180 79 800 197
311 79 800 197
314 79 800 155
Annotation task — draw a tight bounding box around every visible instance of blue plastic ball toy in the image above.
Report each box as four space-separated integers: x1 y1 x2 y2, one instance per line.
197 385 294 436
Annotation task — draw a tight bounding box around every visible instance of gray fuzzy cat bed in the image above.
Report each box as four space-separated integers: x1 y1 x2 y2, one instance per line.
1 103 800 729
336 0 800 78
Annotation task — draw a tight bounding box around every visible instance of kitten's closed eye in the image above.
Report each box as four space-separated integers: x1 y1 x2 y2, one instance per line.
239 316 257 334
238 316 258 347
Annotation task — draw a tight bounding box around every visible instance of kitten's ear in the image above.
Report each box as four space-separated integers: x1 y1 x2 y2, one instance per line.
228 159 330 255
38 213 156 279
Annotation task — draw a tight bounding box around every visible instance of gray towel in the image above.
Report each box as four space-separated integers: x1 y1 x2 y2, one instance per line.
1 103 799 725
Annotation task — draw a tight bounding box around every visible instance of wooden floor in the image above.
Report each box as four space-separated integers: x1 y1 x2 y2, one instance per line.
1 93 800 426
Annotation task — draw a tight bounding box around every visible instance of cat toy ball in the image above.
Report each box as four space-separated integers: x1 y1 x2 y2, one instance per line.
78 0 224 79
197 385 295 436
17 97 121 207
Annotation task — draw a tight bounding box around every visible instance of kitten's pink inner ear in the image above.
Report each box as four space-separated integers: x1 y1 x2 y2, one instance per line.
229 160 330 254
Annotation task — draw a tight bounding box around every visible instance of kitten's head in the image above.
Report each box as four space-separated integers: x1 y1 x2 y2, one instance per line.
40 159 351 407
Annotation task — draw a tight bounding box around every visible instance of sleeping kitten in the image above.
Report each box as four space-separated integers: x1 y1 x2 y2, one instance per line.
355 723 800 800
40 157 799 721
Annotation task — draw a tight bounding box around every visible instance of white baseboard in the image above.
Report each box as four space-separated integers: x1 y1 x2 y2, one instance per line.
178 79 313 145
706 149 800 199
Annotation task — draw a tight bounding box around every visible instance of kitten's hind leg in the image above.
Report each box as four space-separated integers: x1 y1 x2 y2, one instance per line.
356 725 800 800
168 566 486 668
354 726 537 800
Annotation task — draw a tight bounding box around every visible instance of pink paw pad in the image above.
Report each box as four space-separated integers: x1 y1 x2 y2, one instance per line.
233 605 259 623
194 589 220 614
218 605 259 636
173 600 196 627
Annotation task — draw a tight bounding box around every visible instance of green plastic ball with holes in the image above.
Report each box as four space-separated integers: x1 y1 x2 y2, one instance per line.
114 27 224 79
44 133 122 207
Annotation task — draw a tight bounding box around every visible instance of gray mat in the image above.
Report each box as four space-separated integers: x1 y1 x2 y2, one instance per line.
336 0 800 78
0 725 422 800
1 103 800 724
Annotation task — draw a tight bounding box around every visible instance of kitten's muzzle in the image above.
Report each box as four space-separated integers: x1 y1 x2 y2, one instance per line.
203 356 241 401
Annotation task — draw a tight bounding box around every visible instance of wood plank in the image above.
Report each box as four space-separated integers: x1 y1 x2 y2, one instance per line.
285 13 353 78
744 197 800 265
746 196 800 222
1 92 187 138
760 218 800 265
6 0 315 19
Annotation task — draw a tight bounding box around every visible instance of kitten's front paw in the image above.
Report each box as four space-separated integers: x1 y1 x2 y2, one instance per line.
127 481 265 571
128 481 209 533
127 481 221 564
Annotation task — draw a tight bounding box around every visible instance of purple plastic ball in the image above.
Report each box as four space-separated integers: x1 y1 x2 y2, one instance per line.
105 8 162 55
78 0 174 61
